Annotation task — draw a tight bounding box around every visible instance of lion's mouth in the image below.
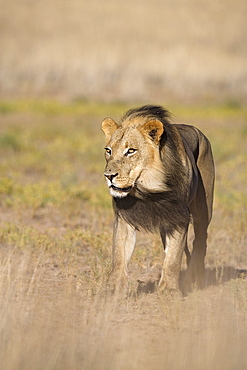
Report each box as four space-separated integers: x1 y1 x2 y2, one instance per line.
110 185 132 193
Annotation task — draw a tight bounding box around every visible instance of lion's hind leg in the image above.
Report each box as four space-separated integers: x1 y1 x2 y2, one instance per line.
188 199 209 289
188 132 214 289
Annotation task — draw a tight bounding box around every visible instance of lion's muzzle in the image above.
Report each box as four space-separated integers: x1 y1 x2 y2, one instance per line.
104 171 132 197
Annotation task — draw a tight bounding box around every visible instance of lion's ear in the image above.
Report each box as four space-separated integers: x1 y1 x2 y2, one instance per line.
101 118 119 140
140 119 164 144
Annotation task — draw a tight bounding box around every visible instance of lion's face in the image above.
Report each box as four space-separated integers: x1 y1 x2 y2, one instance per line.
102 117 166 198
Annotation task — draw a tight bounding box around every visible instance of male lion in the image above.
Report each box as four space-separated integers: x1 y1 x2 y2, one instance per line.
101 105 214 294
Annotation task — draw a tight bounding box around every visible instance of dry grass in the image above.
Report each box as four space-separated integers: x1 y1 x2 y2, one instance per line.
0 101 246 369
0 0 247 102
1 252 246 370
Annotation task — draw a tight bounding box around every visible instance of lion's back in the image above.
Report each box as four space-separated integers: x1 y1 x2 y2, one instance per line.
174 124 200 155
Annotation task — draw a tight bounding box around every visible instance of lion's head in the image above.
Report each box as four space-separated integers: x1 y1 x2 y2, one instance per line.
101 107 170 198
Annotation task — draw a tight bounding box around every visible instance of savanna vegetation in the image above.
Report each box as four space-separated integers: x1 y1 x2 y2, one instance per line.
1 0 247 103
1 0 247 368
0 101 246 369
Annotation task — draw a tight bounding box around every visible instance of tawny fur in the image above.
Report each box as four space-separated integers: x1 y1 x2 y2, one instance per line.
101 105 215 293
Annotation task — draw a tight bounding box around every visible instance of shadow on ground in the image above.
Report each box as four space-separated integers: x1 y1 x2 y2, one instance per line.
137 267 247 296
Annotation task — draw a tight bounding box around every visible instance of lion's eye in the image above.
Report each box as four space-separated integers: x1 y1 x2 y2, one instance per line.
104 147 112 155
125 148 136 156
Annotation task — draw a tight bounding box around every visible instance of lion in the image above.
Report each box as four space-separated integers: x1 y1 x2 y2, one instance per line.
101 105 214 294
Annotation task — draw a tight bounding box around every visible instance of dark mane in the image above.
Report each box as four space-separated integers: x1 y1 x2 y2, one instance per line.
113 193 190 235
121 105 172 125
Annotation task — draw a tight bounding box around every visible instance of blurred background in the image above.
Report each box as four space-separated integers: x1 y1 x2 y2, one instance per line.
1 0 247 104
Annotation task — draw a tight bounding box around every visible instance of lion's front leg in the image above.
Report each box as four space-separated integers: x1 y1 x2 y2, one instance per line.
158 228 188 294
108 215 136 292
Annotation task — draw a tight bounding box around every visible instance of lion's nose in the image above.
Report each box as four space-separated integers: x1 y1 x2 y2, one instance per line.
104 172 118 182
